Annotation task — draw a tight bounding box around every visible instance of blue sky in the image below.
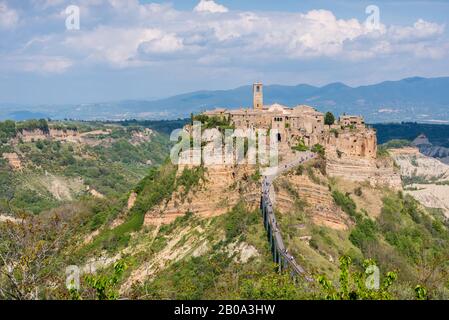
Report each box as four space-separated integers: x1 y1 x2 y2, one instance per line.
1 0 448 105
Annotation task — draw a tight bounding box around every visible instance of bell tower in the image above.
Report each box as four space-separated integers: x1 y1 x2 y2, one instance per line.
253 82 263 110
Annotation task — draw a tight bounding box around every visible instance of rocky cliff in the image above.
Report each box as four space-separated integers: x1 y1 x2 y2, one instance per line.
326 154 402 190
412 134 449 164
275 172 351 231
389 147 449 181
144 164 260 226
390 147 449 218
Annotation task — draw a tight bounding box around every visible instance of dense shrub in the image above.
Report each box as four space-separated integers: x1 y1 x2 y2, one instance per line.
349 218 378 249
225 203 259 242
332 190 359 220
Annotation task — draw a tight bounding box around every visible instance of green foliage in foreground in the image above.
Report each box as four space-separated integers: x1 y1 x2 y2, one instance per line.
68 261 128 300
317 256 397 300
332 187 449 298
84 261 128 300
240 272 305 300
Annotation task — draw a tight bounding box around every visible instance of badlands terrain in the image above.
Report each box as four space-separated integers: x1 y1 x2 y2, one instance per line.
1 119 449 300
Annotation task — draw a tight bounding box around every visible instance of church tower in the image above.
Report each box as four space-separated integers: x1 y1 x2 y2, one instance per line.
253 82 263 110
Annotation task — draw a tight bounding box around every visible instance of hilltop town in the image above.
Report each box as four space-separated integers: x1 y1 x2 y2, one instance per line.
202 83 377 161
178 83 400 193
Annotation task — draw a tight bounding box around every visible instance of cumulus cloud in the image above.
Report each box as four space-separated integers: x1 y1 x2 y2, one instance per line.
63 26 185 67
2 1 447 74
194 0 228 14
0 1 19 29
389 19 445 42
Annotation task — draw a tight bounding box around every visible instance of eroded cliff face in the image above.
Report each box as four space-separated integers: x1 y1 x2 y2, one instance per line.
144 164 260 226
326 129 377 159
389 147 449 181
326 153 402 190
275 172 352 231
2 152 22 171
390 147 449 218
17 128 80 143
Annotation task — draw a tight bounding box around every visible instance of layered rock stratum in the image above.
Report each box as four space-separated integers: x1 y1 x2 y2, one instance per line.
390 147 449 218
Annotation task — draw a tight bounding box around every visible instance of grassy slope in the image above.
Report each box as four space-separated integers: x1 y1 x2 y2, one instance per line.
275 164 449 299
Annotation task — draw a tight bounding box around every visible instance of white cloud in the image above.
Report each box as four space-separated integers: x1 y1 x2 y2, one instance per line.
0 1 19 29
2 2 447 74
389 19 445 42
139 33 184 54
194 0 228 14
64 26 184 67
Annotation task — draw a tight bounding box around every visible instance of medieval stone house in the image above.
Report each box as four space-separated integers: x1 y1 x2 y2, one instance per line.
202 83 377 159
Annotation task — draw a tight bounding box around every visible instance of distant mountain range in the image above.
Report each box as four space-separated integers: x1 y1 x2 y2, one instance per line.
1 76 449 123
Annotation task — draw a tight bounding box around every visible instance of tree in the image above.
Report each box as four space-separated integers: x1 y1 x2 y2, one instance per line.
83 261 128 300
0 160 15 213
324 112 335 126
239 271 302 300
317 256 397 300
0 215 68 299
0 120 16 143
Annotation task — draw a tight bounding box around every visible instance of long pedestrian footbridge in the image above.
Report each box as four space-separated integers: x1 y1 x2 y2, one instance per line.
260 151 316 281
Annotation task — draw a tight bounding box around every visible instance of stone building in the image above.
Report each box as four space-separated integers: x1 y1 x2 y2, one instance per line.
339 115 365 128
253 82 263 110
202 83 377 159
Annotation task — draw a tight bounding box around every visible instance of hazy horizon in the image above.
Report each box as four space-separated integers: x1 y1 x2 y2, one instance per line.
1 75 448 107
